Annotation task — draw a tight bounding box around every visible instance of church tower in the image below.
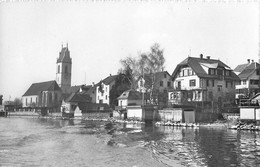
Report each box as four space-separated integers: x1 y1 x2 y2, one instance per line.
56 43 72 94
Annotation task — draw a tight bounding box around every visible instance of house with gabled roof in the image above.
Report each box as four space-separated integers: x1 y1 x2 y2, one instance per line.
61 92 92 117
136 71 172 105
117 89 143 109
22 80 62 111
171 54 240 112
234 60 260 99
96 74 118 105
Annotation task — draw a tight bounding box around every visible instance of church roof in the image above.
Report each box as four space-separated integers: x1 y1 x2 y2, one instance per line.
23 80 61 96
57 45 72 63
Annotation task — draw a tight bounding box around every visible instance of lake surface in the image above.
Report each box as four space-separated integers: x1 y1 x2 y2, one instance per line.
1 117 260 167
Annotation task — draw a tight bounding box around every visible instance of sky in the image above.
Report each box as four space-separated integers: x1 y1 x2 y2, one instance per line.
0 1 258 102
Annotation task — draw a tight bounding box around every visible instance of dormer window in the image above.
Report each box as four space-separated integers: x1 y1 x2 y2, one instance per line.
209 69 216 75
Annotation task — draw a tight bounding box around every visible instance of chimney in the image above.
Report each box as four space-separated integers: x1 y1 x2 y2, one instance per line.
248 59 250 64
200 54 203 59
92 82 95 87
206 56 210 60
252 59 254 63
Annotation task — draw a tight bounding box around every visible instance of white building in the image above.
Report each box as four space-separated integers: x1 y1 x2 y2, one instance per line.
170 54 240 111
96 75 117 105
234 60 260 99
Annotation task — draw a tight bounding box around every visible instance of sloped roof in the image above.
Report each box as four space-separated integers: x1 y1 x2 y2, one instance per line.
117 90 143 100
172 56 239 81
69 85 82 93
23 80 61 96
238 62 260 80
65 93 91 103
57 46 72 63
102 75 118 85
234 63 249 73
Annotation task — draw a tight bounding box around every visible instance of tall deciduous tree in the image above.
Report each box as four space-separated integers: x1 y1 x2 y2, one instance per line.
120 43 165 104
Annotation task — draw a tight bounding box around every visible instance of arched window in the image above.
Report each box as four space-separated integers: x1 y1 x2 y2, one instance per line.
58 65 60 73
65 66 68 73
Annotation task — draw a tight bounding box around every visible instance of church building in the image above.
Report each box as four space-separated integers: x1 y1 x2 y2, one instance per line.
22 44 72 111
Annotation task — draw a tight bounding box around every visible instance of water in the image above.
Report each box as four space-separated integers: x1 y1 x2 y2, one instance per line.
1 118 260 167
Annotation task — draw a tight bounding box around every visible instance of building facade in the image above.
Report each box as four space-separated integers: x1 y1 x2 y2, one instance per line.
117 90 143 109
170 55 240 112
96 75 117 105
136 71 173 105
22 80 62 111
234 61 260 99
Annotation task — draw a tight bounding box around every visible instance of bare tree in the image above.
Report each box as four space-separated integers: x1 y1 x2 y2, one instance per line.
120 43 165 104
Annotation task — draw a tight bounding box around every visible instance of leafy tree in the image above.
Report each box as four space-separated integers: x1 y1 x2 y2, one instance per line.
109 69 133 108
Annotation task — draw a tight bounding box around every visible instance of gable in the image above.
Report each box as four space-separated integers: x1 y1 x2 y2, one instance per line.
172 57 239 81
23 80 61 96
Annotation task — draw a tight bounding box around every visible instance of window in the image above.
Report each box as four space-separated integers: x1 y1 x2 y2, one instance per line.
209 69 215 75
184 69 188 76
101 92 104 96
250 80 259 85
160 81 163 87
206 80 209 87
55 93 57 100
164 73 167 78
49 93 52 102
218 85 222 92
189 79 196 87
217 69 223 76
177 81 181 89
105 95 107 100
198 91 201 100
242 80 246 85
212 80 215 87
188 69 193 76
167 81 171 87
140 80 143 87
226 70 231 76
179 70 183 77
257 70 260 75
58 65 60 73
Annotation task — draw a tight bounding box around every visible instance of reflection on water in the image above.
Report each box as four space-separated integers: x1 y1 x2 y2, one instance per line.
1 118 260 167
